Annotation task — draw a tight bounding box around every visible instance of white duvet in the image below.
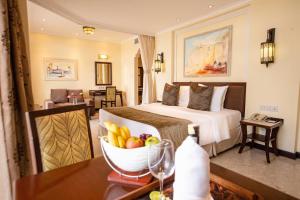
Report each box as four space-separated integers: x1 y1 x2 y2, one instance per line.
99 103 241 146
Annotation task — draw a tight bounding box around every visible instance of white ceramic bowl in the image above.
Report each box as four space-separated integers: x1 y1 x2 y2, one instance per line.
100 136 152 172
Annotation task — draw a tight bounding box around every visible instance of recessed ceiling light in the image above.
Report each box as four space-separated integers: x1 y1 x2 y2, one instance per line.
208 4 214 8
42 18 46 22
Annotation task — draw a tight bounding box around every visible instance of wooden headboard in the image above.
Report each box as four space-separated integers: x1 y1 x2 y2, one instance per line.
173 82 247 117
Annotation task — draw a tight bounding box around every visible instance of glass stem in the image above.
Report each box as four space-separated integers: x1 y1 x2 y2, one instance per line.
159 178 164 199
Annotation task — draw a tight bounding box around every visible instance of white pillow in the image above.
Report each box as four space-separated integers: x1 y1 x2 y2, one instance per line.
198 83 207 87
178 86 190 107
210 86 228 112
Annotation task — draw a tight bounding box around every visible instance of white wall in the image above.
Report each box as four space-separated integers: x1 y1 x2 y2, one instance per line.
29 33 122 105
153 0 300 152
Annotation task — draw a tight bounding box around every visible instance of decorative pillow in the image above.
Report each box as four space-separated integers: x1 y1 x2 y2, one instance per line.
162 83 180 106
68 89 84 102
50 89 68 103
188 84 213 111
210 86 228 112
178 84 208 107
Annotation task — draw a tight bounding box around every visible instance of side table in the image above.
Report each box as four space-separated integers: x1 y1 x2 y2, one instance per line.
238 117 283 163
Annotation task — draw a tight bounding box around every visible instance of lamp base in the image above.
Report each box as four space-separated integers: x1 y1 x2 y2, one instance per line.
107 171 153 186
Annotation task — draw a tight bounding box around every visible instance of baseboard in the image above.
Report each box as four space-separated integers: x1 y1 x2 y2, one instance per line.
245 142 297 159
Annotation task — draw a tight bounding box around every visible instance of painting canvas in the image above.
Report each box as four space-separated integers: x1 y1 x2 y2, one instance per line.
184 26 232 76
44 58 78 81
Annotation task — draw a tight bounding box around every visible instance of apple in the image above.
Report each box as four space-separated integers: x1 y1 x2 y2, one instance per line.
126 136 144 149
145 136 160 146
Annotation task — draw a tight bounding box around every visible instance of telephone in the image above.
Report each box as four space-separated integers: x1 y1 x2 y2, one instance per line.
249 113 268 121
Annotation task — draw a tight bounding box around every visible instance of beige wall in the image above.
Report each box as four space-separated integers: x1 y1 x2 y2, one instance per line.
297 85 300 152
247 0 300 152
155 31 174 100
120 38 139 106
29 33 122 105
153 0 300 152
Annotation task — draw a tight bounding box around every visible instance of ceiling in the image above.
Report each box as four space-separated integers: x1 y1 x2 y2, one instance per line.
28 0 248 42
27 1 134 43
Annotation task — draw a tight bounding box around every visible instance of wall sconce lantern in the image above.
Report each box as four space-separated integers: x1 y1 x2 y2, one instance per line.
260 28 275 67
154 52 164 73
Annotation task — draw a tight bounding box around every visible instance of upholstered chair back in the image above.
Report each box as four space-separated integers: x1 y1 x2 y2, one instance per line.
26 105 94 173
106 86 116 101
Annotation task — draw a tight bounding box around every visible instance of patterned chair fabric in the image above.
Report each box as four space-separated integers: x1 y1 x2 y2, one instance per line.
106 87 116 101
28 106 93 172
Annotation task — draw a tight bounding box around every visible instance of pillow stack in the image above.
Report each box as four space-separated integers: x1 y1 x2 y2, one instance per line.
161 83 228 112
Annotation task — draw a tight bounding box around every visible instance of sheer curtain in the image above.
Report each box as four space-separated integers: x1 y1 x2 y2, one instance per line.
138 35 155 104
0 0 34 199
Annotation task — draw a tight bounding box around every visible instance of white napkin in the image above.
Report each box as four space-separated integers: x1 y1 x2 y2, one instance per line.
173 137 212 200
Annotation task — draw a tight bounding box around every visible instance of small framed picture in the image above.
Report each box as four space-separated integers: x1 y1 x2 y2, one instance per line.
44 58 78 81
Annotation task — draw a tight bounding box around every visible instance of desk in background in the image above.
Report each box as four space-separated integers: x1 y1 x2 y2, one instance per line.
89 89 123 109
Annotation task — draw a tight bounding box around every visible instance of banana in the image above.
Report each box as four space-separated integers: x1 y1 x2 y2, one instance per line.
117 136 126 148
120 127 130 140
120 126 131 139
107 123 119 133
107 131 118 147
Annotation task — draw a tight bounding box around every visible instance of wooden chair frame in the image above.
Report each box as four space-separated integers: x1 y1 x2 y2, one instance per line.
101 86 117 108
26 104 94 173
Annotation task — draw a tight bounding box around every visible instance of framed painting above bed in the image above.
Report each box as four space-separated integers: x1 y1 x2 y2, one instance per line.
184 26 232 77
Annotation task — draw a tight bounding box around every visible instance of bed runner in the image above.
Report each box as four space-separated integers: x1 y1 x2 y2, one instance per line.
103 107 191 148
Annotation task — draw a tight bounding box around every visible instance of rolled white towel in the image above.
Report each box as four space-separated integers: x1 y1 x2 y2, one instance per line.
173 137 212 200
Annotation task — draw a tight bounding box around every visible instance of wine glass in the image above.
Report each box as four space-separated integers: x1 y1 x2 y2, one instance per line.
148 139 175 199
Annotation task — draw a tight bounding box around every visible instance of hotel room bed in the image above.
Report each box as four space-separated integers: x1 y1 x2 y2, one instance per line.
99 82 246 157
99 103 241 156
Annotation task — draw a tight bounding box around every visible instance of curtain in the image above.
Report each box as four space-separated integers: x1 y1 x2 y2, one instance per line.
138 35 155 104
0 0 34 199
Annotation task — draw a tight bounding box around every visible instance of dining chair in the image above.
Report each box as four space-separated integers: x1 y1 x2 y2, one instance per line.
26 104 94 173
101 86 117 108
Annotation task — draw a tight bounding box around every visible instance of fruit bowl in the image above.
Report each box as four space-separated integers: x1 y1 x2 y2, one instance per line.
101 136 152 172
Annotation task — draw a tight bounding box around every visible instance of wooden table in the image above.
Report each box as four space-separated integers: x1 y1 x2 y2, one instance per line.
15 156 296 200
239 118 284 163
15 157 136 200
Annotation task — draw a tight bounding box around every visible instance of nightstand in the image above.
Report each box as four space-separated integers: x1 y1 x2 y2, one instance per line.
238 117 284 163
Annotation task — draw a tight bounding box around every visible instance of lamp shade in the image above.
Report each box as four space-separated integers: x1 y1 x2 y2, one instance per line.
98 54 108 60
154 59 161 73
260 42 275 66
154 52 164 73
